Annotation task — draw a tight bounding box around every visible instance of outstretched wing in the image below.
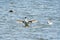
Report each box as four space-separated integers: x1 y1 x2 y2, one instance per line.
16 20 24 23
29 20 38 23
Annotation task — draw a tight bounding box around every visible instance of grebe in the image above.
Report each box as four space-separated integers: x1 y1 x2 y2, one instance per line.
47 19 53 25
17 17 37 27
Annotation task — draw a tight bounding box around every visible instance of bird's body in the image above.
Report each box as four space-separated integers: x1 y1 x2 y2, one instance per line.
47 19 53 25
23 21 29 27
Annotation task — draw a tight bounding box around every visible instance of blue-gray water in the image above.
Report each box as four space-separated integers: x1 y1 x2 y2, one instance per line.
0 0 60 40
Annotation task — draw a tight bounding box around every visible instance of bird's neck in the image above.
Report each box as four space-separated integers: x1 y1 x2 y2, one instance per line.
25 18 28 22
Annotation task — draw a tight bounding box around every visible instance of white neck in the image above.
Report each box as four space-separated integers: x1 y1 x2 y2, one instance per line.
25 18 28 22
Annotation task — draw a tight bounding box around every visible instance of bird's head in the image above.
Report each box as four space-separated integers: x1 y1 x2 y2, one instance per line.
24 17 28 22
25 17 27 19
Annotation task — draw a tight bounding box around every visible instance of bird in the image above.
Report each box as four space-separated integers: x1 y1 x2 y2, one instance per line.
17 17 38 27
9 10 13 12
47 19 53 25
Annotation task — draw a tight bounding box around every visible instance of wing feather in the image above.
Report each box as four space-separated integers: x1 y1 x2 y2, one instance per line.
16 20 24 23
29 20 37 23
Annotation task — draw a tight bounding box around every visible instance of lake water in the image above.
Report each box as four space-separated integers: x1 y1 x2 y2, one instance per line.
0 0 60 40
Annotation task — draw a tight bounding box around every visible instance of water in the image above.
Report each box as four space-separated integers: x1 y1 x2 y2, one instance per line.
0 0 60 40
